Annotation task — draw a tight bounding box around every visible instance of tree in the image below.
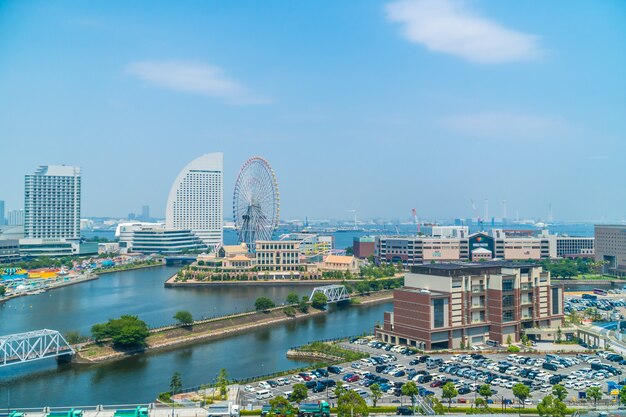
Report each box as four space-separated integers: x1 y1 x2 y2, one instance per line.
311 292 328 310
337 389 368 417
0 285 6 296
402 381 419 407
217 368 228 396
552 384 567 401
474 398 486 408
255 297 276 311
537 395 567 417
512 383 531 408
441 382 458 410
586 386 602 408
619 386 626 406
506 335 513 345
291 383 308 403
286 292 300 304
370 383 383 407
170 371 183 395
335 381 346 398
430 397 446 415
269 396 294 417
298 296 309 313
478 384 493 406
64 331 86 345
556 326 563 343
174 310 193 327
91 315 150 347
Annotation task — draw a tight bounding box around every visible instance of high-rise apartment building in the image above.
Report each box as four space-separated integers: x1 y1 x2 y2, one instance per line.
141 205 150 221
166 153 223 249
24 165 81 239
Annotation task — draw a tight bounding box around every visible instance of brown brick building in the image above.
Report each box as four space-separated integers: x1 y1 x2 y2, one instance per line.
375 262 564 350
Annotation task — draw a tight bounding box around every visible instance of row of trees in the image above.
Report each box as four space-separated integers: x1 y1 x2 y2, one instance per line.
254 292 328 313
540 258 609 279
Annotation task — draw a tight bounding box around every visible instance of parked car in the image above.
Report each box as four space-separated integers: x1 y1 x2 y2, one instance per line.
396 407 414 415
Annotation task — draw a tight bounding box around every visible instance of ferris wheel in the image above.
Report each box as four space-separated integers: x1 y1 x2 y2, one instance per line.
233 156 280 251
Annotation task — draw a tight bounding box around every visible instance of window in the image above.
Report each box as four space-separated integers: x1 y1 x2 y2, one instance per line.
502 310 514 322
552 287 560 315
433 299 445 328
502 280 514 292
502 294 514 307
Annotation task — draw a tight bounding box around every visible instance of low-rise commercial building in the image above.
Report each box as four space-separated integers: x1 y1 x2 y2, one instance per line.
255 240 302 272
595 225 626 277
375 231 553 266
320 255 359 273
116 223 207 254
375 262 564 350
0 239 20 264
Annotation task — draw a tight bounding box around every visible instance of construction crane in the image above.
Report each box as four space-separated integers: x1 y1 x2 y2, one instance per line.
470 199 483 231
412 208 420 234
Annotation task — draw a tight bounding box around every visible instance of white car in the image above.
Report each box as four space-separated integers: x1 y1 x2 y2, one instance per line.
277 377 290 386
258 381 271 390
244 385 255 392
291 375 304 382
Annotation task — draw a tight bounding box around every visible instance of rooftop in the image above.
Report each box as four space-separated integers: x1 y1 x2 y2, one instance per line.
410 261 540 277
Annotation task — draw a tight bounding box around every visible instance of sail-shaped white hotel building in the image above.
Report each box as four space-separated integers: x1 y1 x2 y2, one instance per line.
166 152 223 250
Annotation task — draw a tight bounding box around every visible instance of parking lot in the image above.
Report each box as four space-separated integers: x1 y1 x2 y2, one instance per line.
239 338 626 409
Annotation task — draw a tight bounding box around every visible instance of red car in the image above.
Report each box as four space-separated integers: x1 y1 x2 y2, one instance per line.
346 375 360 383
299 373 312 381
458 398 467 404
430 380 442 388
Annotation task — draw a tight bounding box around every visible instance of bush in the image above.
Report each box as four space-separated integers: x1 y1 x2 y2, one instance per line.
311 292 328 310
284 306 296 317
255 297 276 311
507 345 521 353
174 310 194 326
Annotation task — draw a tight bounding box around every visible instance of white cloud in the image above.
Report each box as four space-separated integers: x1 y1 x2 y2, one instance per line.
385 0 541 63
126 61 271 105
441 111 571 139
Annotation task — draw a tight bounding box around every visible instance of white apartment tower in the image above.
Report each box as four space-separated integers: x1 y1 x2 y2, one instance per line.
24 165 81 239
166 153 223 249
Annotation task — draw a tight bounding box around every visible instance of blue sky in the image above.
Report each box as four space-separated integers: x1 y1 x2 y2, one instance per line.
1 0 624 222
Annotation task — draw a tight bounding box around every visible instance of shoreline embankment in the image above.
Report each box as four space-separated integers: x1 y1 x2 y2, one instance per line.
75 290 393 364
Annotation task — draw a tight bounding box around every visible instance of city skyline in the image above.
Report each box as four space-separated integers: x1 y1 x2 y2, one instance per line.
1 1 625 221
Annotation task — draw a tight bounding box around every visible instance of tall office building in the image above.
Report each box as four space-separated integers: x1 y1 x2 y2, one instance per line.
7 209 24 226
595 225 626 277
141 205 150 221
166 153 223 249
24 165 81 239
0 200 5 226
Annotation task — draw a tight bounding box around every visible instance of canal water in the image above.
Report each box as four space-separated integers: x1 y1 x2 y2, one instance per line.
0 266 391 407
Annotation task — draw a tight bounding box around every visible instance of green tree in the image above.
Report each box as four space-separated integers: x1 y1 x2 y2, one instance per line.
337 389 368 417
311 292 328 310
478 384 493 406
269 396 293 417
521 332 529 345
0 285 6 296
556 326 563 343
298 296 309 313
255 297 276 311
91 315 150 347
441 382 458 410
430 397 446 415
619 386 626 406
334 381 346 398
586 386 602 408
64 331 86 345
286 292 300 304
512 383 531 408
217 368 228 396
537 395 567 417
291 383 308 403
506 335 513 345
402 381 420 407
173 310 193 327
474 398 486 409
170 371 183 394
370 383 383 407
552 384 567 401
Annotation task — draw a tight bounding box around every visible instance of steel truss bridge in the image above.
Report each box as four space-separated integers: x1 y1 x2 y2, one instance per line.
309 285 350 303
0 329 74 367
